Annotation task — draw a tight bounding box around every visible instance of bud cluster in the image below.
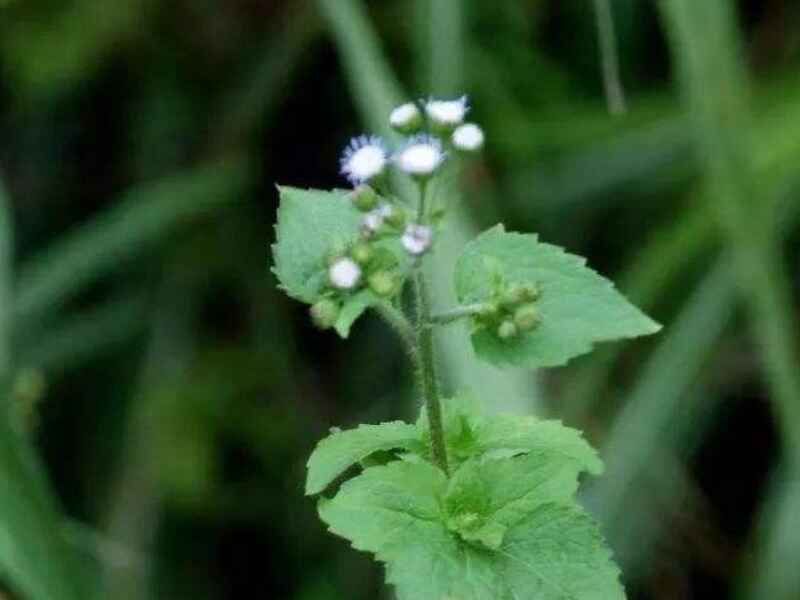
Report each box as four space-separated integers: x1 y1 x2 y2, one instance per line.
310 239 405 329
473 282 542 341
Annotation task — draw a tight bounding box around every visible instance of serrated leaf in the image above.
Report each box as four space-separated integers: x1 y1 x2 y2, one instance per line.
418 393 602 474
500 503 626 600
455 225 660 368
473 414 603 475
444 452 596 550
306 421 422 495
319 460 625 599
272 186 408 338
272 186 362 302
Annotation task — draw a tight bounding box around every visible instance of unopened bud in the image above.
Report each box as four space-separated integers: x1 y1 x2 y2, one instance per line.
425 96 469 131
389 102 423 134
351 242 373 265
501 283 528 307
497 320 518 340
368 270 398 297
351 184 378 212
310 299 340 329
513 303 540 331
519 282 540 301
384 207 407 229
452 123 484 152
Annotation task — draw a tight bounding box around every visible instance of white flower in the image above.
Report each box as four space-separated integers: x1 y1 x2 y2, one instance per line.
425 96 468 127
362 203 394 234
401 224 433 256
329 257 362 290
340 135 388 184
394 135 445 177
452 123 484 151
389 102 422 132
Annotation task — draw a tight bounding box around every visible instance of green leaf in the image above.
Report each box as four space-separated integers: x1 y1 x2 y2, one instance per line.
273 186 407 338
443 452 596 550
418 393 602 474
306 421 422 495
455 225 660 368
319 460 625 600
473 414 603 475
499 504 626 600
272 186 362 303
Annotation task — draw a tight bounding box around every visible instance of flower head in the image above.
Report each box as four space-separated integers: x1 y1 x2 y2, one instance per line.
452 123 484 152
394 135 445 178
425 96 469 128
329 257 362 290
401 224 434 256
389 102 422 133
340 135 388 185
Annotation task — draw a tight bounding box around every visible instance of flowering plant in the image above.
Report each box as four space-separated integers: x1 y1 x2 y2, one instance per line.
272 96 660 599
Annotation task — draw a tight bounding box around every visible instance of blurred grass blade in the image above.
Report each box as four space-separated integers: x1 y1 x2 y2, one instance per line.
592 0 627 114
0 417 92 600
15 159 251 329
660 0 800 448
213 2 322 149
18 295 148 373
739 466 800 599
414 0 463 95
0 174 13 380
661 3 800 596
563 200 716 421
587 261 735 527
315 0 402 136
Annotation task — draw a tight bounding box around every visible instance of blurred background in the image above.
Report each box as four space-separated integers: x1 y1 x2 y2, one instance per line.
1 0 800 599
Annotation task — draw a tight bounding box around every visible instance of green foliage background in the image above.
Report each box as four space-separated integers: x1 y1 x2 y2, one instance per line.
1 0 800 598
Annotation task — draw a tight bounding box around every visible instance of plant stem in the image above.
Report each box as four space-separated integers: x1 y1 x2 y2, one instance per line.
413 270 448 475
375 303 418 363
417 179 428 222
428 303 486 326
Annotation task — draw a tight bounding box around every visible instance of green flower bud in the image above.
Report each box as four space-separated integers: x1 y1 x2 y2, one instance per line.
513 303 540 331
520 282 540 301
497 320 518 340
310 299 340 330
501 283 527 307
384 207 407 229
350 184 378 212
368 270 398 297
351 242 373 265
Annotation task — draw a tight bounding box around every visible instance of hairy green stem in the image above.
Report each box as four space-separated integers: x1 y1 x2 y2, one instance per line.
428 303 486 326
413 270 448 475
417 179 429 222
375 303 418 362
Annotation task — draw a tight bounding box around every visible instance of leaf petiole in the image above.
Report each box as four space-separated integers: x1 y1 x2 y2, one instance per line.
428 303 488 327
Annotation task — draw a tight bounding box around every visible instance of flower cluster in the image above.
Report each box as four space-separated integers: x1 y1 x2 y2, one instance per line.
339 96 484 187
311 95 485 330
